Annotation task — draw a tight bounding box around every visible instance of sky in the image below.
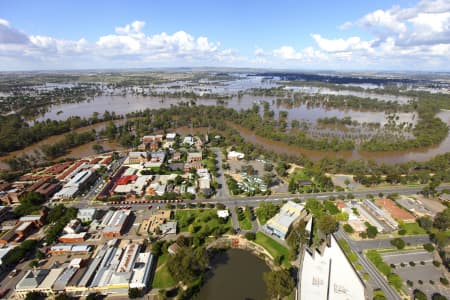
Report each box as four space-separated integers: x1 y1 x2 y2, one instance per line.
0 0 449 71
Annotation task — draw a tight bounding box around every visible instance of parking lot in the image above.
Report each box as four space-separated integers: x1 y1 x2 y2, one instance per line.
381 250 450 299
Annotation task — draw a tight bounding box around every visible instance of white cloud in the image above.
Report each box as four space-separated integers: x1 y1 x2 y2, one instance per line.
115 20 146 35
0 20 238 69
311 34 374 53
359 9 407 34
273 46 303 60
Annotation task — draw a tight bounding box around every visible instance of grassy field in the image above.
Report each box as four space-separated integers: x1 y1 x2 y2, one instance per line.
255 232 290 267
175 209 232 233
291 170 310 181
152 253 177 289
398 222 426 235
236 207 252 230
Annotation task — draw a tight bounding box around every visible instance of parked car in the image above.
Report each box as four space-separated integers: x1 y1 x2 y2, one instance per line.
8 269 19 278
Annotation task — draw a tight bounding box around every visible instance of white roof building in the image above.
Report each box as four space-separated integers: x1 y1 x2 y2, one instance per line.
130 252 155 289
77 208 97 222
263 201 305 240
217 210 229 219
227 151 245 160
300 235 366 300
183 136 194 146
166 133 176 141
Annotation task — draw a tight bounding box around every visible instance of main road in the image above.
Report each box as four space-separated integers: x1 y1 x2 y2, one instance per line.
81 184 450 209
334 228 402 300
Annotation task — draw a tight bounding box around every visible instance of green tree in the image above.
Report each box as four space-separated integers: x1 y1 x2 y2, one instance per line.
263 270 294 300
417 216 433 231
286 220 307 252
317 215 338 235
343 224 354 234
366 224 378 238
24 292 45 300
432 293 447 300
29 260 39 268
256 202 280 224
390 238 405 250
434 208 450 231
413 289 427 300
167 246 208 284
128 288 140 299
288 178 298 193
245 232 256 241
92 143 104 154
423 243 435 252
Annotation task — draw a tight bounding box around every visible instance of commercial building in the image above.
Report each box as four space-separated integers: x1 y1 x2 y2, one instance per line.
129 252 155 289
59 232 88 243
15 269 50 298
124 152 148 165
49 245 92 255
362 199 398 230
159 221 177 235
141 210 171 234
53 170 97 200
63 219 82 234
187 152 202 163
300 234 366 300
263 201 306 240
77 208 97 223
102 210 132 237
374 198 416 223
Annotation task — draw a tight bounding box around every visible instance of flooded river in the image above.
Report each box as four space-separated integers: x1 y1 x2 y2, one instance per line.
1 91 448 169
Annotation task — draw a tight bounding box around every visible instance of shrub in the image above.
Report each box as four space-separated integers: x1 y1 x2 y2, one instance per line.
418 280 423 284
400 262 406 267
407 280 413 287
423 243 435 252
433 260 441 267
429 280 434 285
413 289 427 300
431 293 448 300
398 229 406 235
420 261 425 265
390 238 405 250
409 261 416 266
440 277 449 285
245 232 256 241
343 224 354 234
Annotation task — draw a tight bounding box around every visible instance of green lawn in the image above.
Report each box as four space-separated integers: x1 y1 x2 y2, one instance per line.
255 232 290 267
291 170 310 181
236 207 252 230
398 222 426 235
152 253 177 289
175 209 232 234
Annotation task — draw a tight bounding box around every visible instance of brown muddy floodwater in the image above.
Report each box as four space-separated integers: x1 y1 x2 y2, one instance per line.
195 249 269 300
2 94 449 168
0 120 125 170
175 110 450 164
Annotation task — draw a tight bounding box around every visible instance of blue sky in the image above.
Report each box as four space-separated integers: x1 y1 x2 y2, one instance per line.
1 0 449 71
